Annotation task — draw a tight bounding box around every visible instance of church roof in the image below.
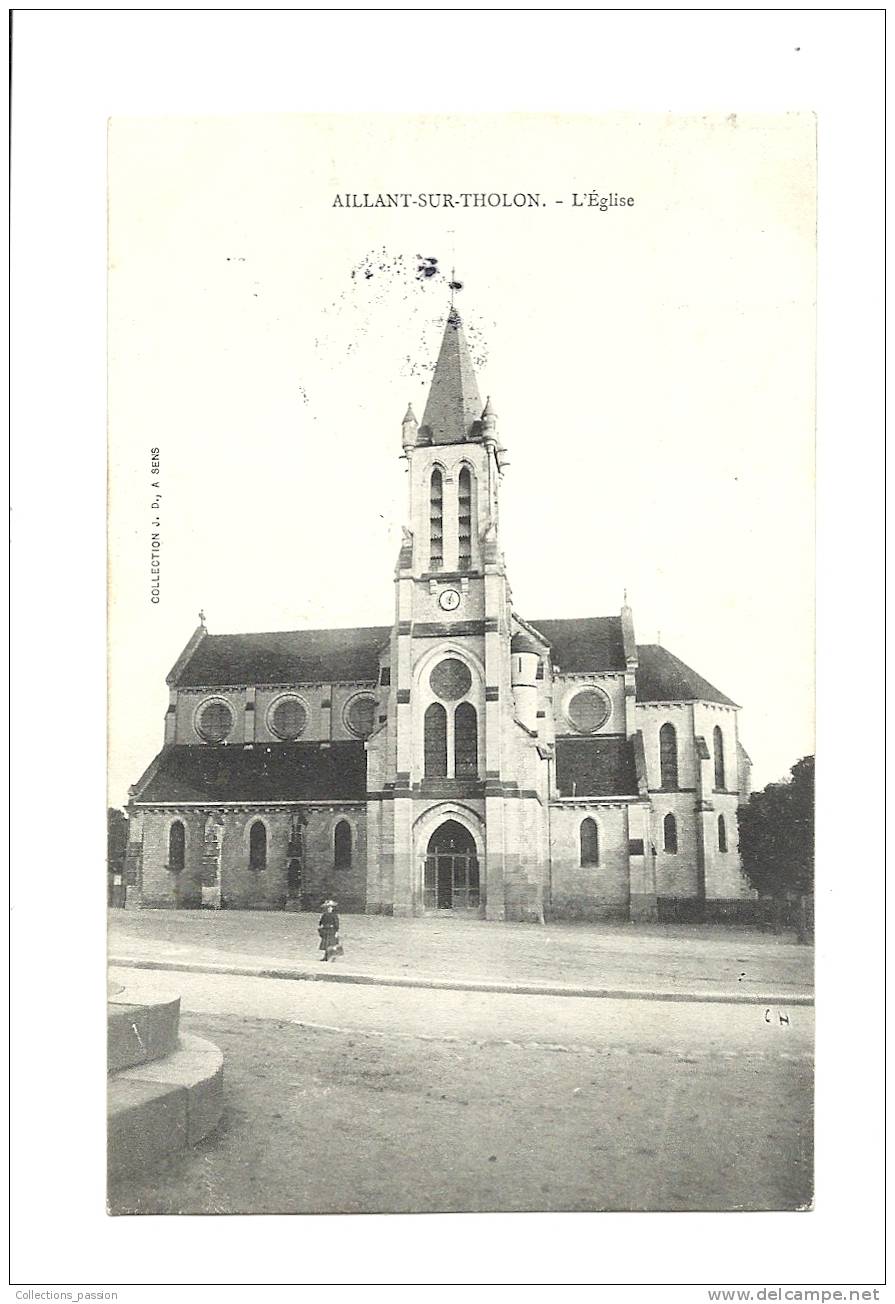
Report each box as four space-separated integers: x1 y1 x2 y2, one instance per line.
510 631 542 655
524 618 735 704
173 626 390 687
529 617 626 672
418 309 484 445
635 644 736 707
554 736 638 798
133 742 367 804
170 619 734 706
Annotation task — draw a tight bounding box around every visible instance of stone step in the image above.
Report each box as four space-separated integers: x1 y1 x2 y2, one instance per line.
107 988 181 1073
107 1032 224 1180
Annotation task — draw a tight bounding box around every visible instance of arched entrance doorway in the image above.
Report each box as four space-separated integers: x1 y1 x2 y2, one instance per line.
424 820 481 912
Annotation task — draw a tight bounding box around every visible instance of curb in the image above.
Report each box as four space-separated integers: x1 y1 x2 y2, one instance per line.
108 956 815 1007
108 1032 224 1180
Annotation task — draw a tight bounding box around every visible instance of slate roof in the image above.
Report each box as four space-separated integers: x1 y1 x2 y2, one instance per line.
528 617 626 672
554 737 638 798
510 631 541 655
174 626 390 688
171 619 734 707
419 309 484 445
635 645 736 707
134 742 367 804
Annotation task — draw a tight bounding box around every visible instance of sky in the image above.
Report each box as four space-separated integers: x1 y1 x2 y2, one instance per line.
108 112 815 806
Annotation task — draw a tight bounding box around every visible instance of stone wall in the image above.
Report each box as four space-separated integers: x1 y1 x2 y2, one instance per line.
647 794 701 898
551 672 627 740
547 803 631 919
132 805 367 912
702 793 748 899
172 684 383 747
636 702 698 791
298 806 368 913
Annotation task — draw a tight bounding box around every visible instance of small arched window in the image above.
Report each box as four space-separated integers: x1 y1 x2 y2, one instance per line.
168 820 185 872
424 702 448 778
713 725 725 790
457 465 474 570
454 701 478 777
334 820 352 870
718 814 728 853
429 469 444 571
663 813 678 854
249 820 267 870
580 817 599 867
659 723 678 790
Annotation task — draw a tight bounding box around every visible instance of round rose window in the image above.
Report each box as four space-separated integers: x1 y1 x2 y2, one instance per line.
567 687 611 734
345 694 376 738
196 698 234 743
430 657 472 702
268 695 307 741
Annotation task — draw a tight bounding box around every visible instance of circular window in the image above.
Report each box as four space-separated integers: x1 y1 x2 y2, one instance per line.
268 695 308 741
345 694 377 739
430 657 472 702
196 698 234 743
567 687 611 734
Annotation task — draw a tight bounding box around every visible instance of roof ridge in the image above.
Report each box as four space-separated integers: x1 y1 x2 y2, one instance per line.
204 623 391 638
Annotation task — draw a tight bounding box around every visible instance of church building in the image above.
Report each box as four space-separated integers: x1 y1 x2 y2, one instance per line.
124 308 753 922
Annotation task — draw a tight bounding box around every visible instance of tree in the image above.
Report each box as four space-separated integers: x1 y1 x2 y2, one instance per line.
738 756 814 897
107 807 129 876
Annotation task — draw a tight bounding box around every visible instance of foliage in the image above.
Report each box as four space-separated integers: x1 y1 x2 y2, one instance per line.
738 756 814 897
108 807 129 874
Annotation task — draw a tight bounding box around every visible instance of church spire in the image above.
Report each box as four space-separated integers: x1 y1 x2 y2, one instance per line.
418 308 484 445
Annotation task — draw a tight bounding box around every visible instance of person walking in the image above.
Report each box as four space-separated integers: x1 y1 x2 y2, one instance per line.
317 899 342 962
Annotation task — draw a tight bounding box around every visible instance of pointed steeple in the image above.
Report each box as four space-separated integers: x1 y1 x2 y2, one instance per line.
418 309 484 445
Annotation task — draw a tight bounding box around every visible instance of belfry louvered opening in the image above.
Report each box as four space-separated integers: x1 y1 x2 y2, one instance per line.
429 469 444 571
457 465 473 570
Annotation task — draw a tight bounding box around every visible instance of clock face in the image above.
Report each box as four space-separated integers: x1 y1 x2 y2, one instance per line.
438 588 461 612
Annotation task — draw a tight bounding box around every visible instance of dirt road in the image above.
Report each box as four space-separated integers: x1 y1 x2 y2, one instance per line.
108 968 812 1215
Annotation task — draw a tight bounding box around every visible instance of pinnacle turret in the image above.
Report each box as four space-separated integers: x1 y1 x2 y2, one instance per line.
401 403 418 451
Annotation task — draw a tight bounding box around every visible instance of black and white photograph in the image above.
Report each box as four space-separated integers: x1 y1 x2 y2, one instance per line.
9 9 884 1295
105 111 815 1216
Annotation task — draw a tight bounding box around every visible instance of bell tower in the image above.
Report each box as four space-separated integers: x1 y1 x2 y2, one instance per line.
398 308 508 583
379 307 519 920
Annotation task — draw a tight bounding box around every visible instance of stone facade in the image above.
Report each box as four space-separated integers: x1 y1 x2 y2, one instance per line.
126 309 754 922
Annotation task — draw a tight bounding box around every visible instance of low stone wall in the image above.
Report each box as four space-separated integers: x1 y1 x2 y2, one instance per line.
657 896 813 931
546 901 630 922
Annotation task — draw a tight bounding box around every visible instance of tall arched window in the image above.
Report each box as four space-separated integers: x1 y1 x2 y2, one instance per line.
457 465 474 570
249 820 267 871
424 702 448 778
429 469 444 571
713 725 725 790
580 817 599 867
717 814 728 853
659 723 679 790
334 820 352 870
454 701 478 777
663 813 678 854
168 820 185 872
